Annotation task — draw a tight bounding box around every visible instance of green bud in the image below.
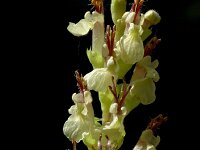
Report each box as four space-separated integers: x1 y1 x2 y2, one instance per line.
143 10 161 28
111 0 127 25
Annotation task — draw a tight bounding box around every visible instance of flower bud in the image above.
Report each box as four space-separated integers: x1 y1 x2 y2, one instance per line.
111 0 127 25
143 10 161 28
109 103 118 114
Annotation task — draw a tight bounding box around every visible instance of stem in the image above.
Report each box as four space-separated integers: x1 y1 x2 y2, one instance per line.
73 140 77 150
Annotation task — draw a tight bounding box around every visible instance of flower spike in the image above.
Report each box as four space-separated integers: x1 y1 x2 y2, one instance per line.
64 0 164 149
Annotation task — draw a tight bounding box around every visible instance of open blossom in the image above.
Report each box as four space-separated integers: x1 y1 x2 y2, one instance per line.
124 56 160 114
116 23 144 64
133 129 160 150
67 10 106 69
102 103 127 149
63 91 95 142
131 56 159 82
67 11 103 37
83 68 116 92
82 102 128 149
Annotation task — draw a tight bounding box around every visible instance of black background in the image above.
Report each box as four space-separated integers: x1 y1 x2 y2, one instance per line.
6 0 200 149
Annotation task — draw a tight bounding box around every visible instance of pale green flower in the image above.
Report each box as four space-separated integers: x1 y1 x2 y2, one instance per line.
83 103 127 149
67 10 104 54
63 91 95 143
125 56 159 113
82 128 101 150
116 23 144 64
133 129 160 150
102 103 127 149
67 11 103 36
68 10 105 68
140 10 161 40
131 56 159 82
129 78 156 105
83 68 116 92
130 56 159 104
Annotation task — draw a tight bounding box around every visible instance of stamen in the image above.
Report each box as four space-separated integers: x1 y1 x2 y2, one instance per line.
109 77 131 114
130 0 144 24
106 25 116 56
108 76 118 103
117 80 132 114
75 70 87 94
98 134 102 150
111 25 116 54
90 0 104 13
144 36 161 57
146 114 168 134
106 25 111 55
106 135 111 150
131 0 139 12
133 0 144 24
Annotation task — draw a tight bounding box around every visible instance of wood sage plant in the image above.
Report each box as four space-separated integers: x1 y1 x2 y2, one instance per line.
63 0 167 149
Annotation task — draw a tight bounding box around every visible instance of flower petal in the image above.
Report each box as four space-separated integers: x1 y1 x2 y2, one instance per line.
67 19 92 36
84 68 115 92
133 129 160 150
